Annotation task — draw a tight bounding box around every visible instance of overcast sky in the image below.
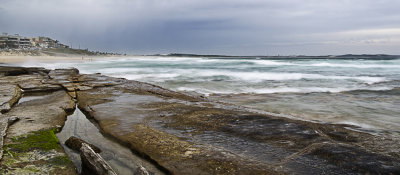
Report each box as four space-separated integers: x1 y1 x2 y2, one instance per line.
1 0 400 55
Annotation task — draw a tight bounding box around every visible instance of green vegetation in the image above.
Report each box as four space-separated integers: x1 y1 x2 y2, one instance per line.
43 48 97 56
7 128 60 152
49 155 72 165
43 47 122 56
1 128 75 174
23 166 41 173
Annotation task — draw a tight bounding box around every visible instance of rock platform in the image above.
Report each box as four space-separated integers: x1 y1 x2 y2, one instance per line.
0 66 399 175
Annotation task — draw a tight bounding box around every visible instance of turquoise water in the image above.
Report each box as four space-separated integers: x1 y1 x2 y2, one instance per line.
17 56 400 135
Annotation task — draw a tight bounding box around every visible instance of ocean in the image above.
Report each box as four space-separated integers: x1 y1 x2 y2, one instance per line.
18 56 400 137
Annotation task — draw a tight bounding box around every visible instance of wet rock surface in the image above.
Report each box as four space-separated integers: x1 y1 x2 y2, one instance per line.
0 116 19 160
0 128 77 175
56 105 165 175
0 66 77 174
0 66 399 175
75 73 400 174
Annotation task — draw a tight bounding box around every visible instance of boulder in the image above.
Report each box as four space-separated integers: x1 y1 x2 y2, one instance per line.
65 136 101 153
80 143 116 175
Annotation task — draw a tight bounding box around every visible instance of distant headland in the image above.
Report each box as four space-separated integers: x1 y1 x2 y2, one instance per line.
156 53 400 60
1 33 399 59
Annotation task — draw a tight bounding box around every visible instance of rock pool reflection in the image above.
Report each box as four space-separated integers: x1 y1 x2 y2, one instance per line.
56 105 164 175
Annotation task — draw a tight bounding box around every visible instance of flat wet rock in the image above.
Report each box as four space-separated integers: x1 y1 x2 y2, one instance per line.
0 66 77 174
6 90 75 136
1 66 399 175
76 74 400 174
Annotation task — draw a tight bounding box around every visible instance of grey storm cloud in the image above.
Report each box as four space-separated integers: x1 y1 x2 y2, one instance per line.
1 0 400 55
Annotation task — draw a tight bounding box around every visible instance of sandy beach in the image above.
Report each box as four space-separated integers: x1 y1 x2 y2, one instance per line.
0 55 95 64
0 48 129 64
0 51 129 65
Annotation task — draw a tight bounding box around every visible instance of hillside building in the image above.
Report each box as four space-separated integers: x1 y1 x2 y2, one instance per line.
0 33 32 49
1 33 69 49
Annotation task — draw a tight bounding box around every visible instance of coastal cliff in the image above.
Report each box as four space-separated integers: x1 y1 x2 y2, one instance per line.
0 66 399 174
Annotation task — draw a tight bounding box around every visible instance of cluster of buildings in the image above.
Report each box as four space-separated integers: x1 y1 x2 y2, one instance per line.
0 33 69 49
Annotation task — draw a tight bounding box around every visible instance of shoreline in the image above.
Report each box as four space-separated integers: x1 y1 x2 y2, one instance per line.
0 55 127 64
0 48 132 64
0 55 96 64
3 55 398 138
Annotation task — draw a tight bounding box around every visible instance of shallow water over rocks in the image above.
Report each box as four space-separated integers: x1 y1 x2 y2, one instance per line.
211 88 400 137
56 106 164 175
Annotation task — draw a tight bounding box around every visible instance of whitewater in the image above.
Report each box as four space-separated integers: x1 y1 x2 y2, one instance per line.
16 56 400 136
